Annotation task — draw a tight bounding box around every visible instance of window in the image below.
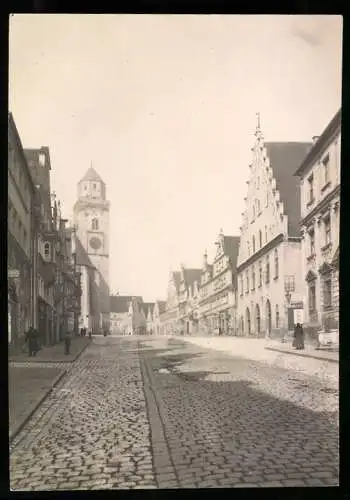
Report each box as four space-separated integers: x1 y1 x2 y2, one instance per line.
259 261 262 286
44 242 51 261
84 184 87 190
276 305 279 328
324 216 331 246
240 276 244 296
309 229 315 255
257 176 260 189
91 218 99 230
252 205 255 221
39 153 45 166
265 225 268 243
308 282 316 312
323 278 332 309
252 266 255 290
322 154 330 186
285 275 295 293
257 199 261 214
307 175 314 204
259 230 262 248
93 183 97 190
247 242 250 257
274 249 279 279
265 255 270 283
266 190 269 207
246 271 249 293
252 236 256 253
23 228 27 248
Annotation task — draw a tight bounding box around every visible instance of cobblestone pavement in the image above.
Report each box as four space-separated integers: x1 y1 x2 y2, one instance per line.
10 337 156 491
10 336 339 490
140 337 338 488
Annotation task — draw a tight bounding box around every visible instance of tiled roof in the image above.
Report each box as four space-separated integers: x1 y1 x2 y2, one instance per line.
110 296 132 313
223 236 240 268
183 268 202 287
140 302 155 317
265 142 312 238
156 300 167 313
75 236 96 269
295 109 341 176
80 167 104 183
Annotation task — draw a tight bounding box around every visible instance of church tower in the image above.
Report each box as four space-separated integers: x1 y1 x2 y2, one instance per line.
73 166 110 332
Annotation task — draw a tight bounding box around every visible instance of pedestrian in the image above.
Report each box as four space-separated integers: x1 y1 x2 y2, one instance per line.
64 331 71 355
293 323 305 350
26 327 40 356
218 326 222 336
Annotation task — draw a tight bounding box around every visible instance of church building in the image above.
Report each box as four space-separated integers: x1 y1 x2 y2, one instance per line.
236 116 311 338
73 166 110 333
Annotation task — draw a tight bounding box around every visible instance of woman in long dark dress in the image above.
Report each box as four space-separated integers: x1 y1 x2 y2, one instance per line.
293 323 305 350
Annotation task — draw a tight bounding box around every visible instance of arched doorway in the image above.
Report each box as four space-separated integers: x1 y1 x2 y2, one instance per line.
245 308 251 336
266 299 272 335
255 304 261 335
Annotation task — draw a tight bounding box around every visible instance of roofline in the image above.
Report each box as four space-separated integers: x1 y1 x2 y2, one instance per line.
8 112 36 193
294 109 341 177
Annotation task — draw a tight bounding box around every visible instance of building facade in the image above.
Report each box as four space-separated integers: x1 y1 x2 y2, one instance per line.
295 109 341 337
198 232 239 336
236 119 312 338
177 266 202 335
8 113 36 352
73 167 110 333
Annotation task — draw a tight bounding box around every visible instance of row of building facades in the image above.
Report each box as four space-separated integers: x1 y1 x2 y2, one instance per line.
8 113 82 353
8 109 340 347
132 110 340 340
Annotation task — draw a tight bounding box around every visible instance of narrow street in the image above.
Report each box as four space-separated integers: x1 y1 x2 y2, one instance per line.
10 336 338 490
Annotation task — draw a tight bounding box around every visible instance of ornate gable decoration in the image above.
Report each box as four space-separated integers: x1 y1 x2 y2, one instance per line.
215 229 225 260
305 270 317 282
318 262 333 275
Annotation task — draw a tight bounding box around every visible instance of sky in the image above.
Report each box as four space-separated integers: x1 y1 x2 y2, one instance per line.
9 14 343 302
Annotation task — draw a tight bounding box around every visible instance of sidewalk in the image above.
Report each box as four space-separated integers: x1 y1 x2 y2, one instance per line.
9 337 92 364
9 365 66 441
176 335 338 365
266 339 338 363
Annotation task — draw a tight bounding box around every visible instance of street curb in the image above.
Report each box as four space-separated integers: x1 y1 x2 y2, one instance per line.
138 343 180 489
9 369 67 443
8 339 92 365
265 346 338 364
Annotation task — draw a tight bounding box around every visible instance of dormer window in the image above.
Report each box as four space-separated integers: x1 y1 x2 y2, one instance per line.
44 242 51 261
91 218 99 230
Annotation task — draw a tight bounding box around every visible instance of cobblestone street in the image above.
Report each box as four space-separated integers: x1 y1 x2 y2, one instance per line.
10 336 338 490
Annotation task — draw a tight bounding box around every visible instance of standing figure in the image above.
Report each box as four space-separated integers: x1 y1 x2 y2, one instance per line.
293 323 305 350
64 331 71 355
26 327 40 356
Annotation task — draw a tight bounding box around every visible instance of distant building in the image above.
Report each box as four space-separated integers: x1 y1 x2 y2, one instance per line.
8 113 36 352
295 109 340 336
110 295 138 335
198 231 240 335
236 118 311 338
178 265 202 335
160 271 182 335
151 300 167 335
73 167 110 333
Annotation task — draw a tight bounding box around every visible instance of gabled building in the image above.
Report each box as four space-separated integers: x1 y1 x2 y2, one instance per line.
139 302 155 335
295 109 340 338
152 300 167 335
25 146 58 346
198 231 240 335
236 117 311 338
8 113 36 352
160 271 181 335
110 295 137 335
178 265 202 335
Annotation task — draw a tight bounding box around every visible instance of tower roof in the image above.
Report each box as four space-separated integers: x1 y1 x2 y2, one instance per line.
80 166 104 184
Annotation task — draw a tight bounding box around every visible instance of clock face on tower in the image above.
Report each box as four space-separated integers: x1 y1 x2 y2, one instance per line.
89 236 102 251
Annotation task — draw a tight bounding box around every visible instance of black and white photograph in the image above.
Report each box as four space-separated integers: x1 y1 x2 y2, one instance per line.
8 14 341 490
